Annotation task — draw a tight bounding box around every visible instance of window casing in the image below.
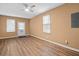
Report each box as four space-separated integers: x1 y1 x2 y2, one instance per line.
43 15 51 33
6 18 15 32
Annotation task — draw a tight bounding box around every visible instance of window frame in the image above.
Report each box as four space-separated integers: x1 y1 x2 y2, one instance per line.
6 18 15 32
43 15 51 33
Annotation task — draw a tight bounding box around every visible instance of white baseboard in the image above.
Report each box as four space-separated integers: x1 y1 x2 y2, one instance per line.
31 34 79 52
0 36 17 39
0 34 30 39
17 34 30 37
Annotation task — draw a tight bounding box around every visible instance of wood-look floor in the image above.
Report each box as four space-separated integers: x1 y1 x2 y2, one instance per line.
0 36 79 56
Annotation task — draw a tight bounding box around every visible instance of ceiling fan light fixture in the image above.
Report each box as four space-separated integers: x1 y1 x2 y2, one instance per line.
25 8 29 12
23 4 36 12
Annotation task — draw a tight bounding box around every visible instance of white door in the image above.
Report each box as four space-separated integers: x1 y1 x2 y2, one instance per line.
17 22 26 36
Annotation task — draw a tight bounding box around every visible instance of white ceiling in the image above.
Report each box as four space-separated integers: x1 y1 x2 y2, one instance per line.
0 3 64 19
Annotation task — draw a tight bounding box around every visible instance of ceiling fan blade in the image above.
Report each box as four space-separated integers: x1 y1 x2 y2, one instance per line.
31 5 36 8
30 9 34 12
23 3 28 8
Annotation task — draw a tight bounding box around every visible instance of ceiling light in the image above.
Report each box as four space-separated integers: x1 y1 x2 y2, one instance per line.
25 8 29 12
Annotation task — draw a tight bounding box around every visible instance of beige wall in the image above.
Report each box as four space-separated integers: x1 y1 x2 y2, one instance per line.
0 16 30 38
30 4 79 49
0 3 79 49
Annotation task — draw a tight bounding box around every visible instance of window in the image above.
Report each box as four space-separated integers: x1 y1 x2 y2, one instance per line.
71 12 79 28
7 18 15 32
43 15 51 33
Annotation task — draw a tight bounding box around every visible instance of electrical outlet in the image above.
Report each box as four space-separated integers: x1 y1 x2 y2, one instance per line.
65 40 69 45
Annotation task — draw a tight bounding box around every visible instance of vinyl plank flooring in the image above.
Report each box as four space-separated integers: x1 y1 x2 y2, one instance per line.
0 36 79 56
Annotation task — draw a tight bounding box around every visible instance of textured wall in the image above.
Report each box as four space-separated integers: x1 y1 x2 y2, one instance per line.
0 16 30 38
30 4 79 49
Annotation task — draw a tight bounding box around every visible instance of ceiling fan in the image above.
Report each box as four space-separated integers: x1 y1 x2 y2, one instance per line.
23 3 36 12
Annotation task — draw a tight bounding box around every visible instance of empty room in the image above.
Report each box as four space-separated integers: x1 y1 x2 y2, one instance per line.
0 3 79 56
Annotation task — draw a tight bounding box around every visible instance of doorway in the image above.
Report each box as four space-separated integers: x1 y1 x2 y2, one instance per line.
17 22 26 36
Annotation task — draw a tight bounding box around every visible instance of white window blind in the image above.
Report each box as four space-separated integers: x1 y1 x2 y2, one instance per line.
7 19 15 32
43 15 51 33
